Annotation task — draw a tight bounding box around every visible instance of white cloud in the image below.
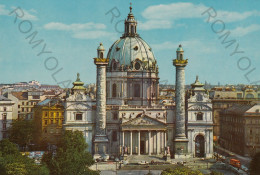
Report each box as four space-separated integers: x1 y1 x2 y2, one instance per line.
0 5 9 15
139 20 172 30
72 31 117 40
44 22 116 40
140 2 260 30
44 22 106 31
231 24 260 37
0 5 38 20
151 40 217 53
217 11 260 23
10 6 38 20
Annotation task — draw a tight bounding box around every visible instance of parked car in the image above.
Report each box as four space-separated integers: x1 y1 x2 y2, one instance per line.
241 165 249 173
138 160 148 165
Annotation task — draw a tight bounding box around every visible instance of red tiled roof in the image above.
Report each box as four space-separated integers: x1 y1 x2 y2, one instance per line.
11 92 28 100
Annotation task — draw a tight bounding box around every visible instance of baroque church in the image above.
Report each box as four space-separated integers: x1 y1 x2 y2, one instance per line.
63 6 213 159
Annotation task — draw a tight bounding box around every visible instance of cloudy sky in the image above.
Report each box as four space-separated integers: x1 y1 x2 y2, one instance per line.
0 0 260 88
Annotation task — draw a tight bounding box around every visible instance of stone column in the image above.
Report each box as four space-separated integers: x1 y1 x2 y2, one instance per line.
130 131 133 155
93 57 109 158
156 131 160 155
138 131 140 155
148 131 151 155
122 131 125 147
164 131 167 149
173 45 189 158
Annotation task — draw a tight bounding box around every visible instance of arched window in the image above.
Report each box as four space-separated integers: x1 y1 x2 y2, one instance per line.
180 54 183 60
131 25 134 34
134 84 141 97
100 52 103 58
135 62 141 70
112 131 117 141
196 112 203 120
112 83 117 97
246 93 254 99
113 113 118 120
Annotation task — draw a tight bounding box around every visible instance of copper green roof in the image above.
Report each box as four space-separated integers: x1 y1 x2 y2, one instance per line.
191 75 204 87
176 44 184 52
72 73 86 90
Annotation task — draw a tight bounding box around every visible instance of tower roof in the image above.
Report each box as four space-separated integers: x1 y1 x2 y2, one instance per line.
97 43 105 51
191 76 205 90
72 73 85 90
176 44 184 52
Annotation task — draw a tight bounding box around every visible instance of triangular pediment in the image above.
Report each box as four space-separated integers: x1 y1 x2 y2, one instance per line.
188 104 212 111
122 115 166 127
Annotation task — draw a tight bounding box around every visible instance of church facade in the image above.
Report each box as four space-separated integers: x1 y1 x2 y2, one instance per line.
63 6 213 159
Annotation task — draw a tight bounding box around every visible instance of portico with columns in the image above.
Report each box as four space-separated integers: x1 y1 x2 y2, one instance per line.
120 115 167 155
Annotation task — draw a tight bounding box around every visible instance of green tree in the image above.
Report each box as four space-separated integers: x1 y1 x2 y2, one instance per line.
210 171 223 175
7 119 34 149
161 167 203 175
249 152 260 175
0 139 50 175
42 130 98 175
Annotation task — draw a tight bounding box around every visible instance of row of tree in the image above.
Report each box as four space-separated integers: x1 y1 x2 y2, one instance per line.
2 118 99 175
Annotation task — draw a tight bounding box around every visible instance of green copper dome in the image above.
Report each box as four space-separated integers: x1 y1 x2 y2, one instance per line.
176 44 183 52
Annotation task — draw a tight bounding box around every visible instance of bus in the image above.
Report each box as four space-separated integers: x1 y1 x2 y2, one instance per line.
229 159 241 168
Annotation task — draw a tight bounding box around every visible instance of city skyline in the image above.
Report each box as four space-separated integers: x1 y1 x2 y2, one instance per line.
1 0 260 88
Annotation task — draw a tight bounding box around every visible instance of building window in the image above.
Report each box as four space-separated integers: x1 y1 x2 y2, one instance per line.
51 120 53 124
100 52 103 58
246 94 254 99
56 119 59 124
51 112 53 117
237 93 242 99
134 84 141 97
76 114 82 120
256 109 260 113
45 120 47 125
134 62 141 70
3 107 6 111
196 112 203 120
3 114 7 121
26 102 29 105
33 95 40 99
113 113 118 120
18 105 20 108
22 102 24 105
56 112 59 117
45 112 48 117
112 83 117 97
112 131 117 141
22 108 24 112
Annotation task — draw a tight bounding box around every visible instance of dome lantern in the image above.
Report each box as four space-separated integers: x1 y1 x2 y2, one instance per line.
176 44 184 60
123 3 138 38
97 43 105 58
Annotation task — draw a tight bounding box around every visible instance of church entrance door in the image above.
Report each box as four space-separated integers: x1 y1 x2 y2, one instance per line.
195 135 205 157
140 140 145 154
